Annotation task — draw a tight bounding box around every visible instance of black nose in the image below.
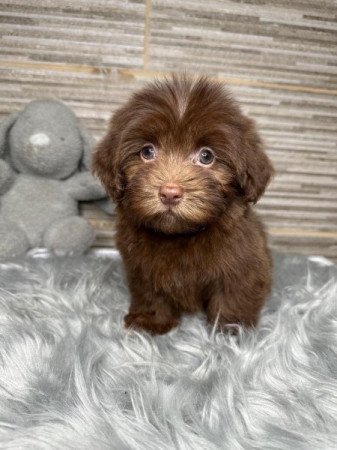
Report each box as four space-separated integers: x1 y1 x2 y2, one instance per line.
159 183 184 206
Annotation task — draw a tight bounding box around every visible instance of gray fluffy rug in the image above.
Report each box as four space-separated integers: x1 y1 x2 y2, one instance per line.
0 251 336 450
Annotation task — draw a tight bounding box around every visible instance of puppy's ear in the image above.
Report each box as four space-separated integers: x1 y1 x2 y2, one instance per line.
235 118 274 204
92 121 124 202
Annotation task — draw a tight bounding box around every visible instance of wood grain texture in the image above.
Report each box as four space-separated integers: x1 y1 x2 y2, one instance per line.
149 0 337 87
0 0 336 261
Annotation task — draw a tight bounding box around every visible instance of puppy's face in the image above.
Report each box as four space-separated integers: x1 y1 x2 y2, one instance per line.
93 77 273 234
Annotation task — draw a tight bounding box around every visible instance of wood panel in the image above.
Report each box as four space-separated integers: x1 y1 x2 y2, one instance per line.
149 0 337 87
0 0 336 261
0 0 145 67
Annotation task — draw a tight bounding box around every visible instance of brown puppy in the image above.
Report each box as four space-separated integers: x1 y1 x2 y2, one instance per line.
93 76 274 335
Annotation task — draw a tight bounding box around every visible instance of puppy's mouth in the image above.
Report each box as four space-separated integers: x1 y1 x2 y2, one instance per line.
160 204 179 213
144 208 207 235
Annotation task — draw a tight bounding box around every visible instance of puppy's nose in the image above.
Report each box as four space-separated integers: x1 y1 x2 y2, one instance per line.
159 183 183 206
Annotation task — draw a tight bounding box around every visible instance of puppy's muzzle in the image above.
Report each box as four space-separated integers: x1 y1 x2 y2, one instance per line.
159 183 184 206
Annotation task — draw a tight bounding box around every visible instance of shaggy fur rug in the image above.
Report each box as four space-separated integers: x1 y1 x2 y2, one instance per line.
0 251 336 450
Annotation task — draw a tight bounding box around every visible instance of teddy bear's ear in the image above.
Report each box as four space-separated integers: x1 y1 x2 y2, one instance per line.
0 112 20 157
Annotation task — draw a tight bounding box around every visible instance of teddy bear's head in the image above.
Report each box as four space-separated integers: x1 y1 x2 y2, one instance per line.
0 100 93 179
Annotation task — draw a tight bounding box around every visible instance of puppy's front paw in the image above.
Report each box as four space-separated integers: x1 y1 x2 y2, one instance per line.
124 312 179 335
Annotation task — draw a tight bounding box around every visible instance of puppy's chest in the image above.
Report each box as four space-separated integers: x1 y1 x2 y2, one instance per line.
123 234 218 297
151 247 204 284
151 250 208 311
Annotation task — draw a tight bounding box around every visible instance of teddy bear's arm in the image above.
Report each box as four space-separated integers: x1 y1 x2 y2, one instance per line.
0 159 15 195
64 171 107 201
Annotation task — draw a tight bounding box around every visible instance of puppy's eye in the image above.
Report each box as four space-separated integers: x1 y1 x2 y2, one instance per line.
198 148 214 165
140 144 156 161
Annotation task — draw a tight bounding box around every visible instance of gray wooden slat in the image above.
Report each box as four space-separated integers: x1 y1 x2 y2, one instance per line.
0 0 145 67
149 0 337 87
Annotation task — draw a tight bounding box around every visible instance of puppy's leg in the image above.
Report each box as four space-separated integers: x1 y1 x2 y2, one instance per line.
206 281 265 333
124 278 180 335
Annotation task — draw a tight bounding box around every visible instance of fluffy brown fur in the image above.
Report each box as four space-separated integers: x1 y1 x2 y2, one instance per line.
93 76 274 335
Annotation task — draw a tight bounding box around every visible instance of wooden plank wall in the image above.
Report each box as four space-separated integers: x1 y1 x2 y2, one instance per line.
0 0 336 261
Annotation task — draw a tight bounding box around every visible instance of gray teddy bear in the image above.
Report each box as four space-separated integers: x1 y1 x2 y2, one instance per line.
0 100 106 257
